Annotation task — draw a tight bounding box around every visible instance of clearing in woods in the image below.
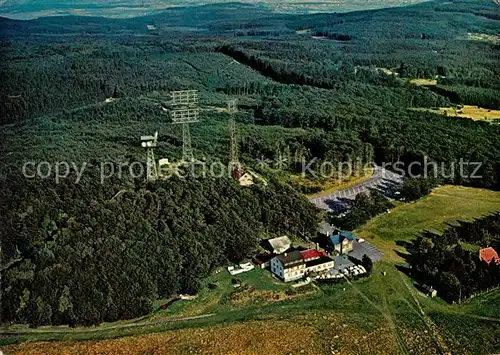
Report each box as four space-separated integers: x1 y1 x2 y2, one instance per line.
298 167 375 199
409 78 437 86
468 33 500 45
3 186 500 354
411 105 500 121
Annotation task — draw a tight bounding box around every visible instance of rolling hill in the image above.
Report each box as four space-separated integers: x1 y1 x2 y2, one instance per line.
0 0 429 19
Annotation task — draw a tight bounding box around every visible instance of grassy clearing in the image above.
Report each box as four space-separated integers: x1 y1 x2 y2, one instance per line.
411 105 500 121
151 267 291 319
355 185 500 261
429 312 500 354
410 78 437 86
296 29 311 34
2 318 325 355
468 33 500 45
353 186 500 353
294 168 374 198
377 67 399 76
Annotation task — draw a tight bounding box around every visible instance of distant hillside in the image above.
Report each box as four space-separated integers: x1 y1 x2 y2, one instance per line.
0 0 429 19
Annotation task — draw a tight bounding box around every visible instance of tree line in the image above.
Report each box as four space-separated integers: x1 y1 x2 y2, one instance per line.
331 190 395 231
405 213 500 303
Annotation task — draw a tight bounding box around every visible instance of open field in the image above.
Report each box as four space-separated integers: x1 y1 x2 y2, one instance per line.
376 67 399 76
355 185 500 261
410 78 437 86
151 267 293 319
468 32 500 45
3 186 500 354
2 319 327 355
411 105 500 121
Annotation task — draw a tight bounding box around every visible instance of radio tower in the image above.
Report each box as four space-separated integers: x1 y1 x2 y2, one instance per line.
170 90 200 163
228 99 239 169
141 131 159 181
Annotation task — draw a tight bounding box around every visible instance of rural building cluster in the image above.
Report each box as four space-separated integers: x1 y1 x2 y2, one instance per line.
248 222 383 283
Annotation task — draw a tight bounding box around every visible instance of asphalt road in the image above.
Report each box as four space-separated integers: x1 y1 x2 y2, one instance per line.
309 166 402 212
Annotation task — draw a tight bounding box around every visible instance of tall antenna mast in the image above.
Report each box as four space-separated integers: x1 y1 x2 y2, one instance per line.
228 99 239 169
141 131 159 181
170 90 200 163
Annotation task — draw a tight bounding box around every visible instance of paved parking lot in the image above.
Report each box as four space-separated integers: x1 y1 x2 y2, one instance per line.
309 166 402 212
333 255 355 271
348 241 383 262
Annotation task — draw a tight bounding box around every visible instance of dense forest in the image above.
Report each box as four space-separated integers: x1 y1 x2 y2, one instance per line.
1 0 499 326
406 213 500 303
0 171 321 326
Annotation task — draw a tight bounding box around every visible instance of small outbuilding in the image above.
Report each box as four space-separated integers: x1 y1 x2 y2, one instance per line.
479 247 500 265
422 284 437 298
267 236 292 254
253 253 273 269
318 220 337 237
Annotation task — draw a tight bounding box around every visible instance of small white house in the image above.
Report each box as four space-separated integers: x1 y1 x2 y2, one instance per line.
238 173 254 186
268 236 292 254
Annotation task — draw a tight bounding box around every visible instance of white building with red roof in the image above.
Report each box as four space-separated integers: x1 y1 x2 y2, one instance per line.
270 248 334 282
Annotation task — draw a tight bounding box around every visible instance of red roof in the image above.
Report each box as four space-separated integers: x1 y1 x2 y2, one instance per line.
479 247 500 265
300 249 323 260
253 253 272 264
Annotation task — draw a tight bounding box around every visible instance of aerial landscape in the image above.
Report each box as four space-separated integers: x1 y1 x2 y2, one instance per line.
0 0 499 354
0 0 429 19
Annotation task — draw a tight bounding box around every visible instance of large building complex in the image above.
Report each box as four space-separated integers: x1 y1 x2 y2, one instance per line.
270 249 334 282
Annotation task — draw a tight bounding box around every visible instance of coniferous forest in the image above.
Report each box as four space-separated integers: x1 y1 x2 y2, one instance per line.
1 0 500 325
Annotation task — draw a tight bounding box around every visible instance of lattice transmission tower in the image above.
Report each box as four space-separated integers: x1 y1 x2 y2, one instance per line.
141 131 159 181
227 99 240 169
169 90 200 163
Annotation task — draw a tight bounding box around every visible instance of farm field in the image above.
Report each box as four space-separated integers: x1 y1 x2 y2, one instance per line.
412 105 500 121
3 186 500 354
0 0 430 20
410 78 437 86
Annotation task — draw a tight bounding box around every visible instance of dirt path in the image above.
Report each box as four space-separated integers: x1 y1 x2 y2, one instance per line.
382 293 410 355
341 275 410 354
397 272 451 354
0 314 214 335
